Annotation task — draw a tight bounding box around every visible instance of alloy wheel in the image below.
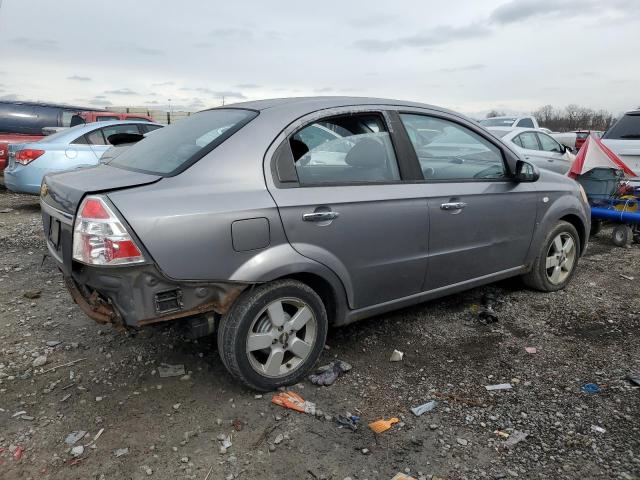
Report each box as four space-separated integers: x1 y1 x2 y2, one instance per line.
545 232 576 285
245 298 317 378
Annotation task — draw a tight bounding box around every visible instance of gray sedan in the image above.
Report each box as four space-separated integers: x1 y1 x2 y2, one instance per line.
41 97 590 390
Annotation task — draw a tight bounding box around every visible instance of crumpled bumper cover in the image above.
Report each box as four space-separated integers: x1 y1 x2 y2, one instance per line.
65 263 248 329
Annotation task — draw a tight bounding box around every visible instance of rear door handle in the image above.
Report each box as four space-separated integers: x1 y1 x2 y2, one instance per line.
303 211 339 222
440 202 467 210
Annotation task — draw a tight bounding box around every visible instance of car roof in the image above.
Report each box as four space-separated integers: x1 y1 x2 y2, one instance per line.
214 96 450 114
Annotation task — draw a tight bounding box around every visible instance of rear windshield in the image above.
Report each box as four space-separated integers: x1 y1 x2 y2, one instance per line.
108 109 258 175
603 114 640 140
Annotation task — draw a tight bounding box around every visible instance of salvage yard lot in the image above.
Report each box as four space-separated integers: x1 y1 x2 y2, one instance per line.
0 188 639 480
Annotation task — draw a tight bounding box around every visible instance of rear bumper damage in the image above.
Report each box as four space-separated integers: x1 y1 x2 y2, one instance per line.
64 264 247 330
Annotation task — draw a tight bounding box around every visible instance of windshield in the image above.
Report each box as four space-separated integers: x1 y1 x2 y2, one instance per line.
109 109 258 175
479 117 516 127
603 114 640 140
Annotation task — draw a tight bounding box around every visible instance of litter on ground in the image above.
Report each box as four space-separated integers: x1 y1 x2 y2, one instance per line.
390 350 404 362
369 417 399 434
308 360 352 386
157 364 186 378
271 391 316 415
410 400 437 416
485 383 513 391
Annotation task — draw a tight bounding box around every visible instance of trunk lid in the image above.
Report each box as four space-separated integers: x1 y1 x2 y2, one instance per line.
42 164 161 215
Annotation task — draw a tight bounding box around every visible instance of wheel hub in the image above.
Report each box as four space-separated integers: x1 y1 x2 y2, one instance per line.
278 332 290 345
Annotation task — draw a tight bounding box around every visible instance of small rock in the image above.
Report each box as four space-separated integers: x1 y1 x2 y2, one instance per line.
180 456 189 463
32 355 47 368
173 403 181 410
389 349 404 362
46 340 61 347
141 465 153 476
456 438 468 446
71 445 84 457
65 431 86 445
274 433 284 445
23 290 41 299
361 448 369 455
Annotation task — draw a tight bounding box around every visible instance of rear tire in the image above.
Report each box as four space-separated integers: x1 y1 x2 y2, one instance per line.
523 221 580 292
612 225 633 247
217 279 327 391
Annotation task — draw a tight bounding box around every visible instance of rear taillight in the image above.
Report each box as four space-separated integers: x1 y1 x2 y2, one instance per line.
16 149 45 165
73 196 145 266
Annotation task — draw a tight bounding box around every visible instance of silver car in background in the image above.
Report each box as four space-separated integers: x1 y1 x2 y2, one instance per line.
40 97 590 390
488 127 576 174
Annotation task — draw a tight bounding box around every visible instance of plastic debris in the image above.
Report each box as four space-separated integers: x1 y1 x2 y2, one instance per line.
485 383 512 391
65 431 87 445
620 274 634 280
113 447 129 457
158 364 186 378
581 383 601 394
476 293 499 324
494 430 510 439
591 425 606 434
389 350 404 362
13 445 24 461
11 410 27 418
309 360 352 386
411 400 437 416
625 372 640 386
336 414 359 431
525 347 537 354
271 391 316 415
504 430 528 448
71 445 84 457
368 417 399 434
391 474 417 480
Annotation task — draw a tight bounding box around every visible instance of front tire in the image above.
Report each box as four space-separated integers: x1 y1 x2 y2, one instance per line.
217 279 328 391
523 221 580 292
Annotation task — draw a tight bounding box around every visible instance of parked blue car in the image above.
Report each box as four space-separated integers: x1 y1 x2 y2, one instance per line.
4 120 162 194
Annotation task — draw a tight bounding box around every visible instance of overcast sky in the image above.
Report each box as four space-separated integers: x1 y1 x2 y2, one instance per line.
0 0 637 117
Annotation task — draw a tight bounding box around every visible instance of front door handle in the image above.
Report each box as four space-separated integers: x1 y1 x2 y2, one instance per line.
303 211 340 222
440 202 467 211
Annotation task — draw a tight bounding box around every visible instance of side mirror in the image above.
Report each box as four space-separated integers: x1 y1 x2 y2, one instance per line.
513 159 540 182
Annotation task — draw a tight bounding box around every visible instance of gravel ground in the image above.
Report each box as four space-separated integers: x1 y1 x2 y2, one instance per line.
0 187 639 480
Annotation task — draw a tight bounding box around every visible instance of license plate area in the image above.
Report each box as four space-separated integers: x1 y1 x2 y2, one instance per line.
49 218 61 249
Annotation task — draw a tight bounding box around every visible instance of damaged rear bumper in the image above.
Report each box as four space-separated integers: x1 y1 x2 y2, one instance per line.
64 264 247 329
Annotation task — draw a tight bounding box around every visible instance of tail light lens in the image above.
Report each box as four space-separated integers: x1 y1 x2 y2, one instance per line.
73 196 145 265
16 149 45 165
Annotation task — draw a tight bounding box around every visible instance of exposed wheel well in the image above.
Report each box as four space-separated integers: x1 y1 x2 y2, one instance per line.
559 214 587 253
277 272 339 325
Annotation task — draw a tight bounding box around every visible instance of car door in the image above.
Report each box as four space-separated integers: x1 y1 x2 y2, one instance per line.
267 110 429 309
513 131 550 170
398 111 538 290
536 132 572 173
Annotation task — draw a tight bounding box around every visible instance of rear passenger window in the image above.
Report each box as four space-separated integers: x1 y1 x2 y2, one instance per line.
290 114 400 185
516 132 539 150
102 124 143 144
400 114 506 180
86 129 106 145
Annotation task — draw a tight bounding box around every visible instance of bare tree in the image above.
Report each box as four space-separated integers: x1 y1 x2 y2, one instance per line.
486 110 506 118
532 104 614 132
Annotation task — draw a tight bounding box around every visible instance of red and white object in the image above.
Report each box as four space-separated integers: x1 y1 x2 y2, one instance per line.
73 196 145 265
568 134 637 178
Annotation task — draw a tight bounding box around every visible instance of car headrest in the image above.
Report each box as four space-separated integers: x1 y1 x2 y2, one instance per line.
344 137 387 168
290 139 309 162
